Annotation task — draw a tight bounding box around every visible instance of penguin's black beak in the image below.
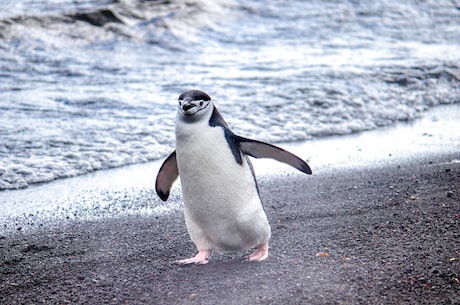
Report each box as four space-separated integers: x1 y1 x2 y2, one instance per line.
182 103 195 112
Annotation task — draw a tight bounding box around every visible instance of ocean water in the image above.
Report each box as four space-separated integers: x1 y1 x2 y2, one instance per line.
1 0 459 190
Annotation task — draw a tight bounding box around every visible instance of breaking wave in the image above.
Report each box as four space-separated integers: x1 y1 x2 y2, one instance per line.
0 0 459 190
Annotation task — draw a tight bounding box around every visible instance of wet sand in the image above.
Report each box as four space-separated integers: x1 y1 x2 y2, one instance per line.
1 151 459 304
1 104 460 304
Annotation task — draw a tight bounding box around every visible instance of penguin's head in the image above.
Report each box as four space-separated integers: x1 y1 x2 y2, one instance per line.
177 90 212 118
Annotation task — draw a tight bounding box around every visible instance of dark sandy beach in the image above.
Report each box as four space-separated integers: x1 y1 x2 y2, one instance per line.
1 150 459 304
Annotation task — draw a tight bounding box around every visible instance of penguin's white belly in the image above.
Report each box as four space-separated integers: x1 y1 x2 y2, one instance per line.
176 125 271 251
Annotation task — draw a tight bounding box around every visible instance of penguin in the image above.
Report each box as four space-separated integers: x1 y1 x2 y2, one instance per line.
156 89 312 264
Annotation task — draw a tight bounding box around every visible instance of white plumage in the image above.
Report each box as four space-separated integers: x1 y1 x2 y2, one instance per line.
176 111 271 253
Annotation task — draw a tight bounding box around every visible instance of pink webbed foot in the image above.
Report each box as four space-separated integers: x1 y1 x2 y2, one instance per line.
175 250 212 265
248 243 269 262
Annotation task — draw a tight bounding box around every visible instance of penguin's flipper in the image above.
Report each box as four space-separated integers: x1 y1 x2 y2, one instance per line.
236 136 312 175
155 151 179 201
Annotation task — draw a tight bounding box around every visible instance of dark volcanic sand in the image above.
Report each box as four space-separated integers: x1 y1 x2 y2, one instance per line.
1 153 459 304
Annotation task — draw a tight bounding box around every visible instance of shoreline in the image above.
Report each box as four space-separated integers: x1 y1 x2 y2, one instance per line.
1 104 459 234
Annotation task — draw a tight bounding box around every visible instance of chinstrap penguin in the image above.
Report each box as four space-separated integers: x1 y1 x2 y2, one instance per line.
156 89 312 264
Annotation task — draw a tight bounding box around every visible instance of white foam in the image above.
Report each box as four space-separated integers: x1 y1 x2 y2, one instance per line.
252 104 460 176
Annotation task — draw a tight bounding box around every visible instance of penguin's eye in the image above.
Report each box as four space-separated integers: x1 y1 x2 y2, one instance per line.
200 101 203 106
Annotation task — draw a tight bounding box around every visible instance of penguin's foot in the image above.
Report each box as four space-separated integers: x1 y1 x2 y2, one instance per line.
248 242 269 262
176 250 212 265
